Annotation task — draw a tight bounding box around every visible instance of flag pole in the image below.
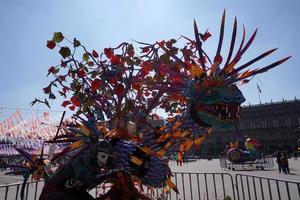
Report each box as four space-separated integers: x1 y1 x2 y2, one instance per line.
257 84 262 104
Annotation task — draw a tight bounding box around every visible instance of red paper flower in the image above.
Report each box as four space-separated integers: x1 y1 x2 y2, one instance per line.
111 56 122 65
69 106 76 111
77 68 86 78
200 31 212 41
47 66 56 74
142 47 150 53
214 54 223 63
158 40 165 48
104 48 114 59
61 101 71 107
115 84 125 95
47 40 56 49
91 79 102 92
109 77 117 85
71 96 81 107
43 85 51 94
92 50 99 58
132 83 141 91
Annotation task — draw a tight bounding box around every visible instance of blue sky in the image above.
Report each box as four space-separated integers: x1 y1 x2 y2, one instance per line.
0 0 299 120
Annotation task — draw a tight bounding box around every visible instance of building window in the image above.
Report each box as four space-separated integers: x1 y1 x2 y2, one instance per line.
273 119 279 127
285 118 291 127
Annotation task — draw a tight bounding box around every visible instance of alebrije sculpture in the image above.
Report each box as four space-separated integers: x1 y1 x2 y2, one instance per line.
227 138 261 163
17 10 289 199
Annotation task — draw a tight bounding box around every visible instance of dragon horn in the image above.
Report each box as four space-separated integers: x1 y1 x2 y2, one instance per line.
234 56 291 82
223 17 237 68
222 25 246 73
238 28 258 58
193 20 207 72
215 10 226 62
227 48 278 77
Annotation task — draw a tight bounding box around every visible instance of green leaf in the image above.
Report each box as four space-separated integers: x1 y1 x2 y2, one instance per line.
59 47 71 59
87 61 94 67
52 32 64 43
128 44 134 51
49 93 56 99
73 38 81 47
82 53 89 62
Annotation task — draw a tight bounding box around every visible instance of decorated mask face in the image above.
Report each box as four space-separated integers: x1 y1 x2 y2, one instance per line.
97 152 110 167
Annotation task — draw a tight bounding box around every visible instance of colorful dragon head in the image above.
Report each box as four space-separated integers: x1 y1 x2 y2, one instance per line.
190 75 245 127
148 10 290 128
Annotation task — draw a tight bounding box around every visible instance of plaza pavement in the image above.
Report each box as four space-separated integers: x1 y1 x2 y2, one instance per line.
0 158 299 199
170 158 300 182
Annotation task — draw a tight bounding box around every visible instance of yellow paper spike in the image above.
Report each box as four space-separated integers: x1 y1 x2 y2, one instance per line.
80 125 91 137
184 139 194 151
157 150 166 157
234 141 239 147
177 152 183 162
157 132 171 142
69 140 85 150
159 125 167 132
171 121 182 131
209 61 220 75
163 186 170 193
131 175 142 183
140 147 153 155
190 64 204 78
106 129 117 138
164 141 173 149
166 117 175 122
165 178 179 193
98 125 108 134
181 130 190 138
173 130 182 138
225 62 236 73
208 128 212 136
130 156 143 166
179 144 185 153
194 135 205 148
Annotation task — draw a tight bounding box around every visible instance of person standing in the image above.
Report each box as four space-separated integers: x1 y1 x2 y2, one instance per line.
275 151 282 173
281 153 290 174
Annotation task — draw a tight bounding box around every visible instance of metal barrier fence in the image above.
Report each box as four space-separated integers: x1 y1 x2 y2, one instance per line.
162 172 236 200
0 181 44 200
235 174 300 200
0 181 98 200
1 173 299 200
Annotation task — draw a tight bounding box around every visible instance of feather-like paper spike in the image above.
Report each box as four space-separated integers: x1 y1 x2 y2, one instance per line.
165 178 179 194
194 20 207 72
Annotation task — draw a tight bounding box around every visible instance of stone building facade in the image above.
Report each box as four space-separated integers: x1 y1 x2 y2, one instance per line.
201 98 300 156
